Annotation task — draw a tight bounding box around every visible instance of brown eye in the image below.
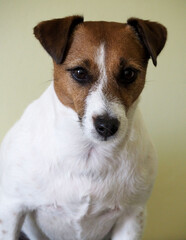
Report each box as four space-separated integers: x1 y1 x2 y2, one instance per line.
119 68 138 84
69 67 91 84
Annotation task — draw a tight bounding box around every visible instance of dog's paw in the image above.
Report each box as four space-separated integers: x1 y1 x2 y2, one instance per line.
19 232 30 240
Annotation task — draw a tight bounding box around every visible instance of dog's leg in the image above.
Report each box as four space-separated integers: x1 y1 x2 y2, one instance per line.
0 195 25 240
111 207 146 240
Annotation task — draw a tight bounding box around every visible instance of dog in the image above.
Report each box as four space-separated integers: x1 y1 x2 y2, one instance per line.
0 16 167 240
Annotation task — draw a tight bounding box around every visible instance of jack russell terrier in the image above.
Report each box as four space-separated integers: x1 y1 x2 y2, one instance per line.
0 16 167 240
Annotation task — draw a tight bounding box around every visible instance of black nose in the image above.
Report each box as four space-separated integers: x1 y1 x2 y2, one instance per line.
93 115 120 140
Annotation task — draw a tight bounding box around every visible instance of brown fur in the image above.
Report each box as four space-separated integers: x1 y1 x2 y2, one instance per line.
127 18 167 66
34 16 84 64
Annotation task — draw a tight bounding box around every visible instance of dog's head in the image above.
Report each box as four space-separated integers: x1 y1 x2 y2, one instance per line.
34 16 167 143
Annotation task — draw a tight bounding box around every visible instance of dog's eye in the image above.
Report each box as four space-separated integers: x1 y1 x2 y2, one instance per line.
69 67 91 84
119 68 138 84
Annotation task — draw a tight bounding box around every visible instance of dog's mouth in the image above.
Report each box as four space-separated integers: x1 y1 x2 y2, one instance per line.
78 115 83 122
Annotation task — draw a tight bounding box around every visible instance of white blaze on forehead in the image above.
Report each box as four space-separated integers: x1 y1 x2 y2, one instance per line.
88 43 108 115
95 43 107 87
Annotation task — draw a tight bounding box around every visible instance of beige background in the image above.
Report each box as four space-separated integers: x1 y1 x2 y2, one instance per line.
0 0 185 239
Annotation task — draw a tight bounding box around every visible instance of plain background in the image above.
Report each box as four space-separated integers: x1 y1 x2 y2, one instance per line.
0 0 185 239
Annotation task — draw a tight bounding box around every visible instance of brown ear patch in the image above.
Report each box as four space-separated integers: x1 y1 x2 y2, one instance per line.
127 18 167 66
34 16 84 64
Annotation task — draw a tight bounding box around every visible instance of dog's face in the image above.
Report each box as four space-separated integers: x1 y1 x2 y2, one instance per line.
53 22 148 143
34 16 167 143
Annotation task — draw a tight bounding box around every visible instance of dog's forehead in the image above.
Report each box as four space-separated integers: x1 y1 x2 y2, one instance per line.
66 21 145 65
79 21 128 38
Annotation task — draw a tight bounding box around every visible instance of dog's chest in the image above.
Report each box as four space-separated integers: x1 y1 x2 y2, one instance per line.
35 168 123 240
28 123 142 240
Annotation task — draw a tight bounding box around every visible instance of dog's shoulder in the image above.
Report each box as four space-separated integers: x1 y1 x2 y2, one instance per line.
0 85 54 159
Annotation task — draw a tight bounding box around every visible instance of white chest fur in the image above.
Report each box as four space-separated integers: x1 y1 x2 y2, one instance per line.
30 147 140 240
34 162 124 240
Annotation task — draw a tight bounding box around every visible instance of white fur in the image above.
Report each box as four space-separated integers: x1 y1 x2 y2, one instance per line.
0 44 157 240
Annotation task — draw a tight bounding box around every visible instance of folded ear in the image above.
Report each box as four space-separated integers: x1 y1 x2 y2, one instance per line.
34 16 84 64
127 18 167 66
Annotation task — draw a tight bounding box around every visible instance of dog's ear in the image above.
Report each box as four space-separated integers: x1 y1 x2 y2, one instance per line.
34 16 84 64
127 18 167 66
